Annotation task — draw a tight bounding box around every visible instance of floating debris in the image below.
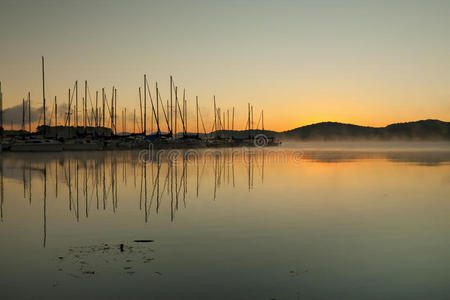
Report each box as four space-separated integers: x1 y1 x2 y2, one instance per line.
134 240 154 243
83 271 95 275
55 242 155 278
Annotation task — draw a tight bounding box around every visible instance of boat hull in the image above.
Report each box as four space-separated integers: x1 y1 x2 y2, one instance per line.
10 143 63 152
63 143 104 151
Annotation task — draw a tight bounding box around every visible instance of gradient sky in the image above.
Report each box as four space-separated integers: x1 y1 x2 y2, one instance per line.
0 0 449 131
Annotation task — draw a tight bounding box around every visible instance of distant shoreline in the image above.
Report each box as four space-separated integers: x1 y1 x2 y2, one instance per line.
279 119 450 141
1 119 449 145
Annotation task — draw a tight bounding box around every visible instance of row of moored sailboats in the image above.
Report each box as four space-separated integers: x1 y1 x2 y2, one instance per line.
0 57 280 152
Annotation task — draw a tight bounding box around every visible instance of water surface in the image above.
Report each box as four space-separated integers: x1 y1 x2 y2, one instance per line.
0 147 449 299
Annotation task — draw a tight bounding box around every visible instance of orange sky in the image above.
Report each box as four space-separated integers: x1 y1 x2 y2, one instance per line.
0 1 449 132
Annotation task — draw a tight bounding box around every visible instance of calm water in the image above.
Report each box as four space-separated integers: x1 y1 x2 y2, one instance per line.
0 147 449 300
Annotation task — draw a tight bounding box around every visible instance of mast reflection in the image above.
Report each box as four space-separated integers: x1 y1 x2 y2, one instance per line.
0 149 269 246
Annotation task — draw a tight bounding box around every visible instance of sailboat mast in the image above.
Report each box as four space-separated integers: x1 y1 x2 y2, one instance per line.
28 92 31 133
262 110 264 131
251 105 253 132
185 94 187 134
232 107 234 131
174 87 178 138
102 88 105 128
55 96 57 127
170 76 173 135
248 103 250 137
213 96 216 133
156 82 159 134
82 97 84 126
95 91 98 127
22 98 25 130
133 108 136 134
167 100 169 134
151 98 153 134
111 86 114 131
55 96 58 138
217 108 221 131
227 109 229 131
183 89 186 135
42 57 46 130
144 75 147 135
115 88 117 134
68 89 71 128
139 87 143 134
196 96 199 136
75 81 78 127
84 80 87 128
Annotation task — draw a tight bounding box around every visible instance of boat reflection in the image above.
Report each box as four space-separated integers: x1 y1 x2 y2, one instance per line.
0 149 271 247
0 148 449 248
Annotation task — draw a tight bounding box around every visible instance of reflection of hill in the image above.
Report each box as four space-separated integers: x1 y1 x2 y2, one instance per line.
301 150 450 165
282 120 450 141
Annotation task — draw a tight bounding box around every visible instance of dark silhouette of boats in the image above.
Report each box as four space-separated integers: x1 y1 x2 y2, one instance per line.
0 58 280 152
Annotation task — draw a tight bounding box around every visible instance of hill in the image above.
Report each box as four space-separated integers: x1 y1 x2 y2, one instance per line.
281 120 450 141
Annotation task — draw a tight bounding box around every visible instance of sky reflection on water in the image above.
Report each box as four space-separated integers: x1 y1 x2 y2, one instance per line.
0 148 449 299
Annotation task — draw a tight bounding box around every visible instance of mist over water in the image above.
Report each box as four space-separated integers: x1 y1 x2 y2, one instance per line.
0 147 449 299
281 140 450 151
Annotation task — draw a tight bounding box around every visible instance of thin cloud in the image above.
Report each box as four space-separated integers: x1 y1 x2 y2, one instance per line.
1 101 68 126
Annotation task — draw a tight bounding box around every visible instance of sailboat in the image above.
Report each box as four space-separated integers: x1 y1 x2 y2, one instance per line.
63 138 104 151
10 57 63 152
10 138 63 152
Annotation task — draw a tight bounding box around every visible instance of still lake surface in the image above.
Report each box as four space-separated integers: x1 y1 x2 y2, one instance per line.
0 145 449 299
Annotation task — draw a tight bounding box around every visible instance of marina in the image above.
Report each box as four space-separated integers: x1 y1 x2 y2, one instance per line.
0 58 280 152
